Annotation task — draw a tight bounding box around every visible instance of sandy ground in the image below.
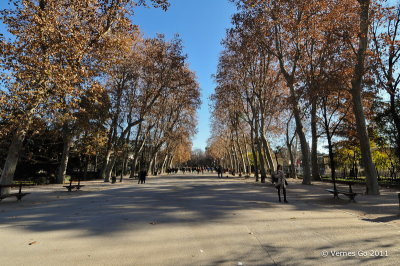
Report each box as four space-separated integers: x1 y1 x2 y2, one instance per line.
0 174 399 266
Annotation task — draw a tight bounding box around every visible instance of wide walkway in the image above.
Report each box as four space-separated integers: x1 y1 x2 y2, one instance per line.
0 174 399 265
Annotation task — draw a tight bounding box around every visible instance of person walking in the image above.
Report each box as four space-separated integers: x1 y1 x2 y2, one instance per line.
217 166 223 178
138 170 147 184
275 165 288 203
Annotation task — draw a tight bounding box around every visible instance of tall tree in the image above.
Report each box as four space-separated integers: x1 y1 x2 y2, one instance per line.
0 0 170 189
348 0 379 194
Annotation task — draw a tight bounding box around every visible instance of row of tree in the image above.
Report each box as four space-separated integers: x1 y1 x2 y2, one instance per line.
0 0 200 191
208 0 400 195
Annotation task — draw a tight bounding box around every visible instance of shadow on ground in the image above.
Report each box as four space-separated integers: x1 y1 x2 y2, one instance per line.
0 175 398 239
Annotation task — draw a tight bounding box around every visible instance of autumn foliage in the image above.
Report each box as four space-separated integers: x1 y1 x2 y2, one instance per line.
0 0 200 188
207 0 400 194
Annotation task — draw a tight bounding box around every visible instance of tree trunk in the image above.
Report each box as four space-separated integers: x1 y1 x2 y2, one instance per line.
120 156 128 182
56 130 73 184
100 150 112 180
259 110 274 173
351 89 379 194
161 153 169 174
0 127 27 194
291 100 311 184
326 133 337 191
294 133 299 168
228 148 234 170
120 130 131 182
256 141 267 183
276 46 310 183
236 140 247 174
311 99 320 181
389 93 400 165
254 125 267 183
152 152 158 175
130 138 147 178
286 117 297 178
250 127 259 181
261 135 276 174
168 154 174 169
350 0 379 195
130 156 139 179
245 143 252 175
232 144 239 174
148 156 154 175
104 155 116 182
287 141 296 179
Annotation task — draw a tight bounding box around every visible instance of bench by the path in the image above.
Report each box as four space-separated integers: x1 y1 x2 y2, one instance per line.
326 182 357 202
63 177 85 192
0 181 34 201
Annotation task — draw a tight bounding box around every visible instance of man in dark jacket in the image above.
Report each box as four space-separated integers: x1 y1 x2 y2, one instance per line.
138 170 147 184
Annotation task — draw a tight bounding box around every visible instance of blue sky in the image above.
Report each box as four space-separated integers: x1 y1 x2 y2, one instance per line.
133 0 237 151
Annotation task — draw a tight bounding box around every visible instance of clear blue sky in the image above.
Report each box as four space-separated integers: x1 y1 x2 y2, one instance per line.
133 0 237 151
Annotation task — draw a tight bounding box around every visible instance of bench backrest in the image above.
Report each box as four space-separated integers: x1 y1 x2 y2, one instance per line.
0 182 35 195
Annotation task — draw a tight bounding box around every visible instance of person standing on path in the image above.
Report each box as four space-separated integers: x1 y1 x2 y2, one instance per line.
138 170 147 184
275 165 288 203
217 166 223 178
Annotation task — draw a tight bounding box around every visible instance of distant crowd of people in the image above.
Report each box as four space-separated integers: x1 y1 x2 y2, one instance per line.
165 166 241 178
166 167 215 174
166 164 289 203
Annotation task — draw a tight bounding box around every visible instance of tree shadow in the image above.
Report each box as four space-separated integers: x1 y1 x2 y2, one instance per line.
0 175 282 236
0 174 398 265
362 214 400 223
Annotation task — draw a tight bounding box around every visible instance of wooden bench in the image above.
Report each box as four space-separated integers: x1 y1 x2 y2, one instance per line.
326 182 357 202
0 181 33 201
63 177 84 192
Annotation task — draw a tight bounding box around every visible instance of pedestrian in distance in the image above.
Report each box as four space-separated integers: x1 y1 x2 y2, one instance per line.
275 165 288 203
217 166 223 178
138 170 147 184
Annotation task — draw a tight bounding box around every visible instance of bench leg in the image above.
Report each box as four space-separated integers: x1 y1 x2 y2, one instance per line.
333 191 339 199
